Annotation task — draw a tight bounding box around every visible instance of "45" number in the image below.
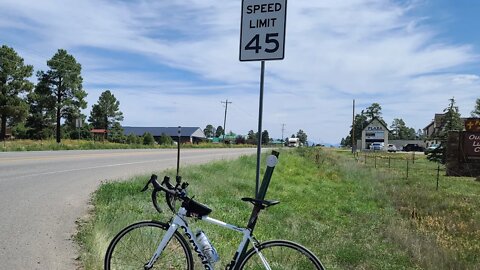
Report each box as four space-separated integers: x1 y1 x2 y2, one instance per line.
245 33 279 54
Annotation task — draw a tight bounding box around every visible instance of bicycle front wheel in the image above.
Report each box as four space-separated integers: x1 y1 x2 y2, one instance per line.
238 240 325 270
104 221 193 270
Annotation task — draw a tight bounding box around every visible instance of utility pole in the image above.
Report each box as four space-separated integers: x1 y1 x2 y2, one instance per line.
221 99 232 142
281 124 285 146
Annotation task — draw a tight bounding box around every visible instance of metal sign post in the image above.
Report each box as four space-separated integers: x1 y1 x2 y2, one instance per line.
240 0 287 197
255 61 266 197
177 126 181 177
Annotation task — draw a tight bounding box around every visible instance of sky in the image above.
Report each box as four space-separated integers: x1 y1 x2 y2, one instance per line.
1 0 479 145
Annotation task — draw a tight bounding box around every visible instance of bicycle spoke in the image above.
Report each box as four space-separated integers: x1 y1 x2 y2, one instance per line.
105 221 193 270
240 241 323 270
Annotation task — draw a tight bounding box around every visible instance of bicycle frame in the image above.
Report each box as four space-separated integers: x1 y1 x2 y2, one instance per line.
145 207 271 270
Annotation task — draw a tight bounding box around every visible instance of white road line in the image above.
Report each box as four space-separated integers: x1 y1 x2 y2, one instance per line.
15 152 241 178
17 159 174 178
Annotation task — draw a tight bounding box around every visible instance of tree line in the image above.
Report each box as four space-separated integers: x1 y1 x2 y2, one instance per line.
341 99 480 147
0 45 124 142
203 124 309 145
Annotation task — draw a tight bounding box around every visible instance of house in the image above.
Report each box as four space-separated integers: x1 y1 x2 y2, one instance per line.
123 126 206 144
423 114 445 143
423 114 468 146
90 129 108 141
360 117 390 150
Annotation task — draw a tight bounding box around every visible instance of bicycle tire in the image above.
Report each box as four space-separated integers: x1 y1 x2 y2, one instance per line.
238 240 325 270
104 221 194 270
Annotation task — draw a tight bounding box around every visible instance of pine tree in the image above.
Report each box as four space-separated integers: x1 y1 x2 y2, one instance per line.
0 45 34 140
42 49 87 143
441 97 463 137
261 130 269 145
88 90 123 131
215 126 224 138
296 129 308 145
365 103 382 120
25 72 56 139
471 98 480 117
203 124 215 138
428 97 463 164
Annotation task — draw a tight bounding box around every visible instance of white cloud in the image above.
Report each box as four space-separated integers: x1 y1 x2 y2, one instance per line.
1 0 479 143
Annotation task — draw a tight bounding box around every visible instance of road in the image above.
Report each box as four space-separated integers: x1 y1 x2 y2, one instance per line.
0 148 258 269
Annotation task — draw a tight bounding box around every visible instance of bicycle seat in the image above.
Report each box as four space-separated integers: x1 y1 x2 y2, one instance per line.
241 197 280 209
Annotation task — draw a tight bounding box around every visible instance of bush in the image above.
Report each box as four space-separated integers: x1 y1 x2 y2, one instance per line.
142 132 155 145
126 133 138 144
12 123 28 139
158 133 173 145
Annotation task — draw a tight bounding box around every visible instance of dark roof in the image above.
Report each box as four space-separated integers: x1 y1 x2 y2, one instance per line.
123 126 205 138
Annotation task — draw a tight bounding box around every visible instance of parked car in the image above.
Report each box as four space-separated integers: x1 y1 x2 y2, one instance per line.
402 144 425 152
387 144 397 152
424 143 440 155
370 142 385 151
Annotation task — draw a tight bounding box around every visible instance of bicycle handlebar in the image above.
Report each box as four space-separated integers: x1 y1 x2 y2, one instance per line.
141 174 190 212
141 174 178 196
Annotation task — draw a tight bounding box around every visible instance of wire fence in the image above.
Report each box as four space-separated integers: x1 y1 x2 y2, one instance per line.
351 151 448 190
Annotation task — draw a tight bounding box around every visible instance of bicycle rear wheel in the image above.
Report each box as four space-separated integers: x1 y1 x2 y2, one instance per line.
104 221 193 270
238 240 324 270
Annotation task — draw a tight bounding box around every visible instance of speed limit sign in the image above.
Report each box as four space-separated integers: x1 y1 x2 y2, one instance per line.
239 0 287 61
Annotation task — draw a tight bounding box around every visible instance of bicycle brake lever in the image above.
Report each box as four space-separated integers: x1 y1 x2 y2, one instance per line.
162 176 175 189
141 174 158 192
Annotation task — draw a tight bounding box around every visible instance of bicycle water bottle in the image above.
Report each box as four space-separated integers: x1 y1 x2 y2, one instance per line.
195 230 219 263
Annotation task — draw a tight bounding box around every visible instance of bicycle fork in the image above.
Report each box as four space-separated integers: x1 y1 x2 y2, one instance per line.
251 240 272 270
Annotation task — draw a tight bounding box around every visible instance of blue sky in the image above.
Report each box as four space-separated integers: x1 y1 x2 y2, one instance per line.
1 0 479 145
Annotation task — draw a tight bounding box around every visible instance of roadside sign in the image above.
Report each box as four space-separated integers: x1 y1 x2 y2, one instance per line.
464 132 480 158
240 0 287 61
75 118 83 128
465 118 480 132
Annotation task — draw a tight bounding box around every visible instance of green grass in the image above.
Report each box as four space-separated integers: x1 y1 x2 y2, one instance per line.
76 148 480 269
0 139 254 152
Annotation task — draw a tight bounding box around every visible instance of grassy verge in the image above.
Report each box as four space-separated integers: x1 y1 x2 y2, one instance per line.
76 148 480 269
0 139 254 152
339 150 480 269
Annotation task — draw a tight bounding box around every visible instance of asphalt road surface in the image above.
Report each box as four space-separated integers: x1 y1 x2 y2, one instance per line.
0 148 258 269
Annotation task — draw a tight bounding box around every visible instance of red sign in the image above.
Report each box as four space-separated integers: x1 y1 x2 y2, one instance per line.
464 118 480 132
464 132 480 157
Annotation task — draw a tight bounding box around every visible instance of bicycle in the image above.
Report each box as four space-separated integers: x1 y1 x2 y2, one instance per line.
104 152 325 270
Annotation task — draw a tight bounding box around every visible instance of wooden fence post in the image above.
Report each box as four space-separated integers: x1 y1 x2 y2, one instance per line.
406 159 409 179
436 164 440 191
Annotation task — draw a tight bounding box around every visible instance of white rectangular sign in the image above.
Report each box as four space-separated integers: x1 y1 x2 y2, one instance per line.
240 0 287 61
